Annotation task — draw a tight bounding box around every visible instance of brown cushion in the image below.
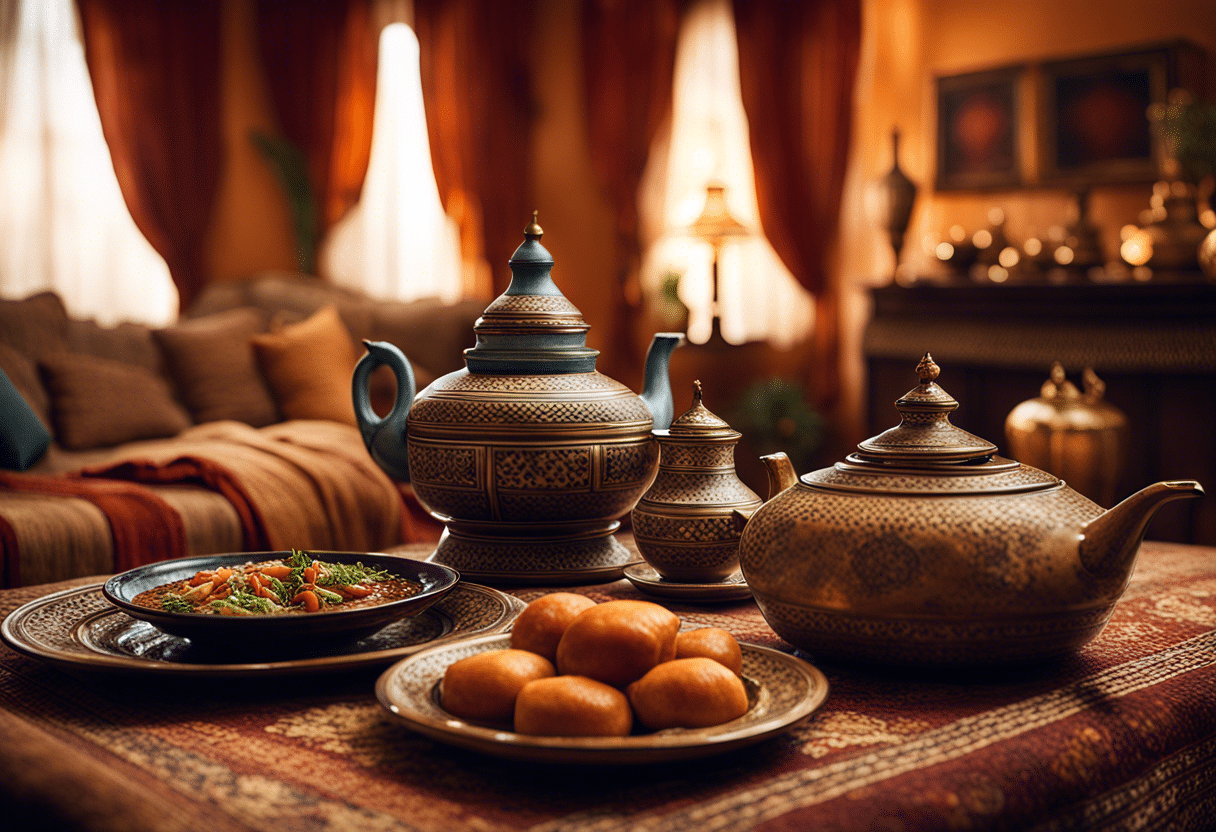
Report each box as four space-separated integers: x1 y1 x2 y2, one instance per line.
251 304 359 426
67 318 164 375
40 353 192 450
0 343 51 430
0 292 69 361
154 308 279 427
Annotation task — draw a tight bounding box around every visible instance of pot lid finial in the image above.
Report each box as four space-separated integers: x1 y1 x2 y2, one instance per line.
463 212 599 375
668 380 738 438
525 210 543 240
857 355 998 463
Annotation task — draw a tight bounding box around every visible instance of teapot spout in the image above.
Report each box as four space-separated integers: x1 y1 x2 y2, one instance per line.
760 452 799 500
352 340 416 481
639 333 686 430
1079 480 1204 582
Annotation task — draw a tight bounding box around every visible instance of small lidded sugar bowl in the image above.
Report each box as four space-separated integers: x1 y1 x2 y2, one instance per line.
631 381 762 582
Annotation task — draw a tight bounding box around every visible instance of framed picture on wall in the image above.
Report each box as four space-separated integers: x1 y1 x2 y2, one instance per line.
1036 42 1205 185
935 66 1023 191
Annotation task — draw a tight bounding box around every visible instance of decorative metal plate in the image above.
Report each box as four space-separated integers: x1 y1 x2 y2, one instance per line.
1 582 524 678
376 634 828 764
623 563 753 602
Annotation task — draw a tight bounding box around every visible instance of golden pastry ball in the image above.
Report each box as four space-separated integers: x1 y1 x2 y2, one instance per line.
513 675 633 737
675 627 743 676
627 657 749 730
556 599 680 687
441 649 555 723
510 592 597 661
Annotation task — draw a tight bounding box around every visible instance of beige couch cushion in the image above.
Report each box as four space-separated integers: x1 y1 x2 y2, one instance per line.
251 305 360 426
155 307 279 427
40 353 192 449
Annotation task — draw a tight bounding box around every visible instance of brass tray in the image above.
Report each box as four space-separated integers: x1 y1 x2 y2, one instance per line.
1 582 523 678
375 633 829 764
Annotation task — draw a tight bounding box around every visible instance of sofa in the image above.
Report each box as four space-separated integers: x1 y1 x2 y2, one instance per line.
0 273 484 587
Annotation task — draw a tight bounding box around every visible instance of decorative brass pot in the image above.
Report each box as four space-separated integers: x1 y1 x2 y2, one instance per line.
737 354 1202 667
1005 363 1128 508
631 381 761 582
353 215 684 585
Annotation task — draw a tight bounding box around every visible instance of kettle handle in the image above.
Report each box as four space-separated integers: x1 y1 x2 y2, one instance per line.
352 340 416 482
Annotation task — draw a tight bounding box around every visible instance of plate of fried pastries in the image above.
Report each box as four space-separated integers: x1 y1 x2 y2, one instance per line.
375 595 828 763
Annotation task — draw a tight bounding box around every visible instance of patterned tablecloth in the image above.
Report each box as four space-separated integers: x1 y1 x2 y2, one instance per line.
1 538 1215 832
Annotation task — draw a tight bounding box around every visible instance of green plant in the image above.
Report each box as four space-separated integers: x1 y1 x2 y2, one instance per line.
249 131 319 274
1162 97 1216 183
728 377 824 474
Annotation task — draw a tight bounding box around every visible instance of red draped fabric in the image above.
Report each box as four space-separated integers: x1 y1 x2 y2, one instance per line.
255 0 378 236
732 0 862 407
581 0 682 376
76 0 223 312
414 0 534 295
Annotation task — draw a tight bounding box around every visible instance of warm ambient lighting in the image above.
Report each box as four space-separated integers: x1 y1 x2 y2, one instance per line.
0 0 177 325
322 23 462 304
637 0 813 348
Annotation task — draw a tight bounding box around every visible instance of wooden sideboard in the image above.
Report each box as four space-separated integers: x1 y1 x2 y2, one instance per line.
863 277 1216 544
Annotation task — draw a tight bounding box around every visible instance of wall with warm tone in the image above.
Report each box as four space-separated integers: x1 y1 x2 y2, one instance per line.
837 0 1216 443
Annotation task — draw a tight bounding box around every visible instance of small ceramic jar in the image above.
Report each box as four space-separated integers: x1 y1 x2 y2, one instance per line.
631 382 762 582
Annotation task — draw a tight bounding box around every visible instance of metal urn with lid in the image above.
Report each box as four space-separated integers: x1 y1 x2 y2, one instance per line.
737 353 1202 667
1005 362 1129 508
352 214 684 585
631 381 762 583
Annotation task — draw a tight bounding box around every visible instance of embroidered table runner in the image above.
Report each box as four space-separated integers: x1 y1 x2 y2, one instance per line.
1 539 1213 832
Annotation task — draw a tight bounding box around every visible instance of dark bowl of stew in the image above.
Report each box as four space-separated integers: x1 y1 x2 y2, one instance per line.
103 551 460 647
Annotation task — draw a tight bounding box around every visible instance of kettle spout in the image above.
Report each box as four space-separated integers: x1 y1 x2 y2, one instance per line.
760 452 799 500
639 333 686 430
352 340 416 481
1079 480 1204 582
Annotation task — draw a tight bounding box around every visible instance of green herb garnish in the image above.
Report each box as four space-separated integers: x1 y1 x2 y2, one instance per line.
314 586 344 606
319 561 391 587
161 594 193 613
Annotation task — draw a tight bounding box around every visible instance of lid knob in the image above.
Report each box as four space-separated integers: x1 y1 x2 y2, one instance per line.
916 352 940 384
525 210 543 240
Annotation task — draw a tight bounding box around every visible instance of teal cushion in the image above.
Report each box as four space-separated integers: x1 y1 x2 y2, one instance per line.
0 367 51 470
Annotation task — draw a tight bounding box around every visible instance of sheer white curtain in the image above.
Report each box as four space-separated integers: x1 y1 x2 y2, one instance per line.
0 0 177 326
638 0 814 348
321 22 462 304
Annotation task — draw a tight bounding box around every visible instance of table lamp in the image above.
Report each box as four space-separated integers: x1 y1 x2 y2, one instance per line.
689 183 750 341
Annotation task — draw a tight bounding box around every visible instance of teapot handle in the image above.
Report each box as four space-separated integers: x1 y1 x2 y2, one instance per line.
352 340 416 482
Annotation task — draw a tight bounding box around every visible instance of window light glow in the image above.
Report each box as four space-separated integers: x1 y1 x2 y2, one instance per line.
637 0 814 348
0 0 177 326
321 23 462 304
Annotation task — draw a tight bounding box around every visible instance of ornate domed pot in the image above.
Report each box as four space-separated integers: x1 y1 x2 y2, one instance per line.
738 354 1203 667
352 215 683 585
631 380 762 582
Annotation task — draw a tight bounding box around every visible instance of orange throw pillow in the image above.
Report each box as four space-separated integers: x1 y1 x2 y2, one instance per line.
251 305 360 426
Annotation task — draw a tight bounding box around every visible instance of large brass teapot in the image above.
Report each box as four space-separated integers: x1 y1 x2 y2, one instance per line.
738 354 1203 667
352 215 683 585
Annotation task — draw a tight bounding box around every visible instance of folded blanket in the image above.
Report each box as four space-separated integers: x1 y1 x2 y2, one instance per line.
0 471 187 585
83 420 405 555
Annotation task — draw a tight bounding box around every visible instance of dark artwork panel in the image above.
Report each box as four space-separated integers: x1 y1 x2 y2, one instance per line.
936 68 1022 191
1054 68 1153 170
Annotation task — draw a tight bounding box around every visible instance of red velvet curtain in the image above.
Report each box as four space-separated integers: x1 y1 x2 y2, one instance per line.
414 0 534 295
255 0 378 235
733 0 861 407
581 0 682 375
77 0 223 312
